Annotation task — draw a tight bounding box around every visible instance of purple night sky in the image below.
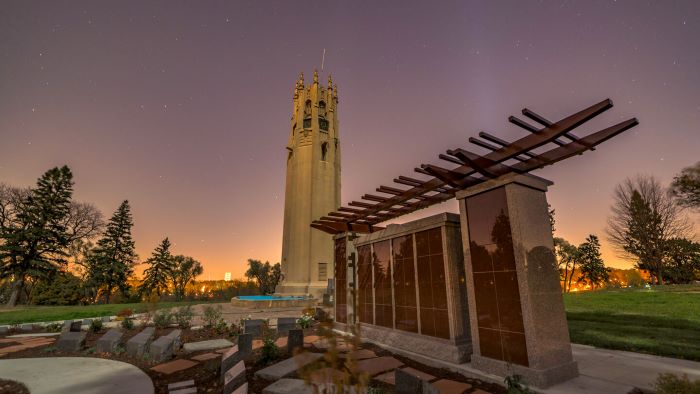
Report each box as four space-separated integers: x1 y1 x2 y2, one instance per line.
1 1 698 279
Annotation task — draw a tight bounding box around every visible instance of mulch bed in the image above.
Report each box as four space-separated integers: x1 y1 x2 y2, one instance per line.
0 379 29 394
1 324 506 394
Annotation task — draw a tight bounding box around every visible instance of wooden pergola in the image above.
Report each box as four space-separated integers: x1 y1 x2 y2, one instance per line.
311 98 638 234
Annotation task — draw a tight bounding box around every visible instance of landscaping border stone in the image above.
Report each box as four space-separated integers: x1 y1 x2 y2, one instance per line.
96 329 123 353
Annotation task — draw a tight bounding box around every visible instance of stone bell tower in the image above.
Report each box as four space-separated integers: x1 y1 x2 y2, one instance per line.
277 70 341 297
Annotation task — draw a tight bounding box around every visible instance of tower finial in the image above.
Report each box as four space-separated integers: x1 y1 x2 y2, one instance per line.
313 69 319 84
327 74 333 88
299 72 304 86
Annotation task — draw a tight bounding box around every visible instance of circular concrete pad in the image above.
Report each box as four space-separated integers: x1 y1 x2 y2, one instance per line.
0 357 153 394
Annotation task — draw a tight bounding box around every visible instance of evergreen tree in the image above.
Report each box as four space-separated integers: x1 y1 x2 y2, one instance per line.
577 235 609 289
87 200 137 303
0 166 74 306
170 255 204 300
139 237 174 297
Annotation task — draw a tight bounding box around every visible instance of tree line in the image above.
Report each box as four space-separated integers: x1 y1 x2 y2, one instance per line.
0 166 204 306
554 162 700 290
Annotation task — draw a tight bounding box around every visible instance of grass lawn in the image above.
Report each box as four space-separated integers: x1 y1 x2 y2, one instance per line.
0 301 216 325
564 284 700 361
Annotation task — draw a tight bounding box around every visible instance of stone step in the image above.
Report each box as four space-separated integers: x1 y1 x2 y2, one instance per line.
56 331 87 352
126 326 155 357
183 338 234 353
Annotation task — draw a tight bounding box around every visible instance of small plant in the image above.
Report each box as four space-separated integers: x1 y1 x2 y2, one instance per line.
260 336 280 364
297 313 314 329
42 346 56 353
116 308 134 320
114 345 126 355
173 306 194 329
89 319 103 333
45 323 63 333
654 373 700 394
203 305 223 328
214 319 229 335
121 317 134 330
505 375 537 394
153 310 173 328
84 346 96 354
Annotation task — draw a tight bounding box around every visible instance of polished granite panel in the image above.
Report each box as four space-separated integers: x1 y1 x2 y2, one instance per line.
393 235 417 332
467 187 528 366
357 245 374 324
373 240 393 328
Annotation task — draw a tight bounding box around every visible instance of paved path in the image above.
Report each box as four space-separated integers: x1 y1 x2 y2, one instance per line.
0 357 153 394
542 344 700 394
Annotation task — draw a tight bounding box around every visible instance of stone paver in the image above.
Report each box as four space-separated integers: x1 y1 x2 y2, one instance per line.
223 359 247 394
400 366 436 382
191 352 220 361
356 356 404 376
7 332 62 338
287 329 303 352
340 349 376 360
430 379 472 394
262 378 314 394
255 352 323 380
0 356 153 393
310 367 350 384
183 338 234 352
168 380 195 390
150 359 199 375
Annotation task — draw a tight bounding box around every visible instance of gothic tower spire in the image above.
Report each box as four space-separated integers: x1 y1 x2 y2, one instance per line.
278 71 341 297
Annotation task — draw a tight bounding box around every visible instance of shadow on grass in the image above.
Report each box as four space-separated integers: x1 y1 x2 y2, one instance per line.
567 311 700 361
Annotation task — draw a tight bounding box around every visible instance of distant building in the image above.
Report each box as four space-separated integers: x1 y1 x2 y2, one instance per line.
224 272 231 282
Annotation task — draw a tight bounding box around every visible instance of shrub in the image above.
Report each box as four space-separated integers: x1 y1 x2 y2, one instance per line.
89 319 103 333
505 375 537 394
153 310 173 328
260 336 280 364
174 306 194 329
203 305 223 328
297 313 314 329
654 373 700 394
121 317 134 330
45 323 63 333
214 319 229 335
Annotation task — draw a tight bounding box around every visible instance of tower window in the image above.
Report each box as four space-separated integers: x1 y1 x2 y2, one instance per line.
319 263 328 281
319 118 329 131
318 101 326 118
303 118 312 128
321 142 328 161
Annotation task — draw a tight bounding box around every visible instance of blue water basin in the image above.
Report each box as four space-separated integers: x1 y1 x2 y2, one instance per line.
237 295 307 301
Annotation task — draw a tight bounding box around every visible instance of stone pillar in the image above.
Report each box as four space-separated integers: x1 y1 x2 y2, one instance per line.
456 174 577 388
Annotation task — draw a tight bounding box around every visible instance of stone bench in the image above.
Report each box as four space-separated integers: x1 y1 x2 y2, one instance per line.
150 329 182 362
56 331 87 352
96 329 123 353
126 327 155 358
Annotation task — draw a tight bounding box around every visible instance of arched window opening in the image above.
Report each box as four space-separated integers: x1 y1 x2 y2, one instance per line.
318 101 326 118
321 142 328 161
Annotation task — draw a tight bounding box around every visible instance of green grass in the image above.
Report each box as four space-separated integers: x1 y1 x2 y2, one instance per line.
564 284 700 361
0 301 216 325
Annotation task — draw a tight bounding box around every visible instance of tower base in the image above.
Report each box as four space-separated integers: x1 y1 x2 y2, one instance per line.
275 281 328 300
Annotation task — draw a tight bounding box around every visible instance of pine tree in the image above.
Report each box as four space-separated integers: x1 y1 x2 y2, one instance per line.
87 200 137 303
0 166 74 306
139 237 174 297
577 235 609 289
